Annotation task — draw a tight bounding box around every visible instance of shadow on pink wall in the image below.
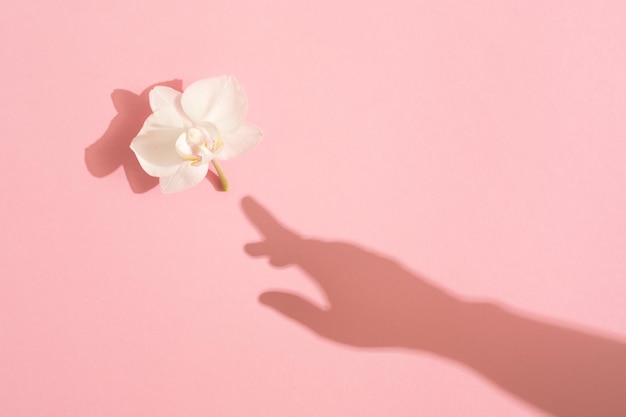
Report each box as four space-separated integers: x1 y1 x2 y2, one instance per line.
84 80 222 193
242 196 626 417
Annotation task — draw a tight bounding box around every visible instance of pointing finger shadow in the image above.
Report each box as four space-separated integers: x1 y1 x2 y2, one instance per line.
241 196 626 417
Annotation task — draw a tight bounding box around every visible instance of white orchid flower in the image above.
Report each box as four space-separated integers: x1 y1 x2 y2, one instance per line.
130 76 262 193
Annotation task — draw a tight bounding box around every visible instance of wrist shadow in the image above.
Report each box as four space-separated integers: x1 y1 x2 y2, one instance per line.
242 196 626 417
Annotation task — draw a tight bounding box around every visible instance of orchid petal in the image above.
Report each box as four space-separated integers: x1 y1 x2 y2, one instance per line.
218 123 263 160
159 161 209 193
139 106 191 135
181 76 248 133
130 128 185 177
149 86 182 111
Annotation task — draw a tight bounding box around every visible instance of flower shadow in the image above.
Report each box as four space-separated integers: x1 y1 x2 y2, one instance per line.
84 80 223 193
242 196 626 417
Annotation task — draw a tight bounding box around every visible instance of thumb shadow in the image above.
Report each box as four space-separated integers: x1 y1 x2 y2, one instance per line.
84 80 181 193
242 196 626 417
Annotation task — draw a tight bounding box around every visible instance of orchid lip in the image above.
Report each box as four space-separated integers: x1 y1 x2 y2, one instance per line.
175 126 223 164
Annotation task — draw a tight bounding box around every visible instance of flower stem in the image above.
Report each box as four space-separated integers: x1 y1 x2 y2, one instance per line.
211 160 229 191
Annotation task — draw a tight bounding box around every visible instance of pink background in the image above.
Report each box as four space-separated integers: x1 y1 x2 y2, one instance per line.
1 1 625 416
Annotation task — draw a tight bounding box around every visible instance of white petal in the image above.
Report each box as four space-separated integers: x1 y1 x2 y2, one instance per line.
218 123 263 160
159 161 209 193
139 107 191 135
149 86 182 111
130 128 185 177
181 76 248 133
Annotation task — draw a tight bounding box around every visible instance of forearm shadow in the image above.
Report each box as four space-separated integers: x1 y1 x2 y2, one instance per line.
242 196 626 417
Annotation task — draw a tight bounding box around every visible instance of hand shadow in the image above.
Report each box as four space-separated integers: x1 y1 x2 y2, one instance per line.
242 196 626 417
83 80 225 193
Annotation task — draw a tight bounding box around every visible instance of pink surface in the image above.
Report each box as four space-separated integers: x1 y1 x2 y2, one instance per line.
1 1 625 416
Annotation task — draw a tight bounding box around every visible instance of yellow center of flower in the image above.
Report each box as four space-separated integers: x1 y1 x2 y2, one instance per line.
175 127 223 166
